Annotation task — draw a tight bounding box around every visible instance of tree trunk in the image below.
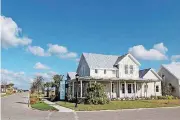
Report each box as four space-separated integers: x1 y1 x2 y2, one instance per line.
55 86 60 101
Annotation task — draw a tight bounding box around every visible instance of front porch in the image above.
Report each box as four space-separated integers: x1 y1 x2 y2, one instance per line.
67 77 161 100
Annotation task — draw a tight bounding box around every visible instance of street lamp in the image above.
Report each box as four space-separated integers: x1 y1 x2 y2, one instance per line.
75 73 79 108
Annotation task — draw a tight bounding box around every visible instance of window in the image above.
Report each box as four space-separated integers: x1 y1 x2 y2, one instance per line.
122 84 125 93
156 85 159 92
95 69 98 74
112 70 116 74
125 65 128 74
128 84 132 93
130 65 133 74
82 66 85 75
104 69 106 74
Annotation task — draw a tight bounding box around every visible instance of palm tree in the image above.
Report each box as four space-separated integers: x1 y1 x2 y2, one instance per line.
53 74 63 101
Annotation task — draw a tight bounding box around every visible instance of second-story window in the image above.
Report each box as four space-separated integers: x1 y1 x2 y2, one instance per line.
95 69 98 74
104 69 106 74
130 65 133 74
125 65 128 74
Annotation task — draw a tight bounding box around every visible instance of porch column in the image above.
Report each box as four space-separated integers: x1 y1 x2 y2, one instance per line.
146 82 148 98
110 81 112 99
119 80 121 98
124 81 127 98
141 83 143 98
143 82 145 97
134 81 137 98
72 81 74 98
80 80 82 98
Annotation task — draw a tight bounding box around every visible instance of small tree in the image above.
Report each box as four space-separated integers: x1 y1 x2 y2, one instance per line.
31 76 44 95
162 82 175 96
44 82 50 97
53 74 63 101
1 80 7 93
86 82 109 105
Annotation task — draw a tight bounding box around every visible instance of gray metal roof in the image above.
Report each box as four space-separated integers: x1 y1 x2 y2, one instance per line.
67 72 76 80
114 54 127 65
162 63 180 79
83 53 120 69
139 68 151 78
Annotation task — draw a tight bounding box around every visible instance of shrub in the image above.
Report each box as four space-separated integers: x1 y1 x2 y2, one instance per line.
30 95 39 105
167 95 174 100
85 83 109 105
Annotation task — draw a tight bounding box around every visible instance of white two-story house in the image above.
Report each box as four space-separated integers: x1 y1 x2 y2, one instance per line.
67 53 162 99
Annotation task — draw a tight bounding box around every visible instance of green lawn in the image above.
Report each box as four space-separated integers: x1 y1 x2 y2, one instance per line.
31 101 58 111
1 93 12 97
57 99 180 111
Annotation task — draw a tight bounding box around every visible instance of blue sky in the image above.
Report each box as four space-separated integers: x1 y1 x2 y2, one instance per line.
1 0 180 89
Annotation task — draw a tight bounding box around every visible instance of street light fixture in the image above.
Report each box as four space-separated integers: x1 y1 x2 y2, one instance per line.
75 73 79 108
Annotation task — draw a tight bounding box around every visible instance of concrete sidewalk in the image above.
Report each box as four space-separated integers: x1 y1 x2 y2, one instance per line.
43 99 74 112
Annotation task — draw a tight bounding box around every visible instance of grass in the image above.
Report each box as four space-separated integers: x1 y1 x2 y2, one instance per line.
57 99 180 111
1 94 8 97
31 101 58 111
1 93 13 97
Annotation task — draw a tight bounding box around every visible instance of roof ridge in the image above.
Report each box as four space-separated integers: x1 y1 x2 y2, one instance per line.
83 52 121 57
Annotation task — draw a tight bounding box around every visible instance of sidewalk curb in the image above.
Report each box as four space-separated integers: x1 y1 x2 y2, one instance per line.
42 99 74 112
76 106 180 113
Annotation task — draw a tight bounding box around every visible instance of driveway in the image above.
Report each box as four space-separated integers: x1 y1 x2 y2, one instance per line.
1 92 180 120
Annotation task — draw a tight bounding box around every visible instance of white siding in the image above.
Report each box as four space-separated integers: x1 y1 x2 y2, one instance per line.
90 69 116 78
118 55 139 78
158 67 180 97
143 70 162 97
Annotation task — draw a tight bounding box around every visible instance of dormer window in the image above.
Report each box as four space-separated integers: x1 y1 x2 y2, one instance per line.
95 69 98 74
104 70 106 74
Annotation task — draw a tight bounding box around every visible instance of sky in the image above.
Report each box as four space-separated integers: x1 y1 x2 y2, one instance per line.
1 0 180 89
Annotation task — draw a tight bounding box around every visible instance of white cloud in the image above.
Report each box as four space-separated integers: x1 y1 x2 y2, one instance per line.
27 46 49 56
129 43 168 60
1 15 32 49
59 52 77 59
1 68 31 89
34 62 50 70
153 43 168 54
47 44 68 55
171 55 180 62
35 71 57 82
27 43 78 60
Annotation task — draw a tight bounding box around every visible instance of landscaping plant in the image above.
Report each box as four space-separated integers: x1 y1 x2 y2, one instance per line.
86 82 109 105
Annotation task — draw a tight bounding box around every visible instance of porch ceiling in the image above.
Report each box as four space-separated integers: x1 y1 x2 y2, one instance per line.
69 76 161 82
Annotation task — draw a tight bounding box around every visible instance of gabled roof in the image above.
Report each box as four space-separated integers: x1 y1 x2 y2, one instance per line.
139 68 151 78
139 68 162 80
82 53 119 69
82 53 140 69
67 72 76 80
162 62 180 80
114 54 127 65
114 53 141 66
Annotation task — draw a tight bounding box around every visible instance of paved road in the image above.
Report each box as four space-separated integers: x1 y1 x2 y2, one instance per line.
1 93 180 120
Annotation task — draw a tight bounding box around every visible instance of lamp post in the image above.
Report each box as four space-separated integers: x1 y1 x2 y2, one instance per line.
75 74 79 108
